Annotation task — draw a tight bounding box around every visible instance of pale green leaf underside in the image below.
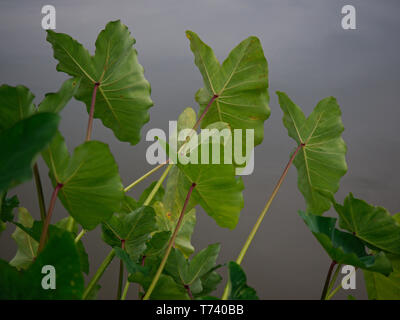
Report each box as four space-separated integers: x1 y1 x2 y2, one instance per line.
47 20 153 145
277 91 347 215
187 30 270 146
42 133 124 230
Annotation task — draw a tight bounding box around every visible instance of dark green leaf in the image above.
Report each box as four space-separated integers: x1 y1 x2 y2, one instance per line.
299 210 392 274
228 261 258 300
0 113 59 193
38 78 80 113
332 193 400 255
0 193 19 222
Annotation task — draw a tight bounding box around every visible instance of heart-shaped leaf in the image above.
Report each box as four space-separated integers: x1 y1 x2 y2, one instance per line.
228 261 258 300
187 31 270 147
0 113 59 193
47 20 153 145
299 210 392 274
332 194 400 255
277 92 347 214
364 270 400 300
42 131 124 230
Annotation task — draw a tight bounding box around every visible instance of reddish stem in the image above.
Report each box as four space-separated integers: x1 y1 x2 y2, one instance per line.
192 94 218 131
85 82 100 141
321 260 337 300
37 183 63 254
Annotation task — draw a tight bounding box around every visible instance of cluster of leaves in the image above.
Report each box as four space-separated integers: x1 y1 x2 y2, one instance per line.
0 19 398 300
0 20 263 300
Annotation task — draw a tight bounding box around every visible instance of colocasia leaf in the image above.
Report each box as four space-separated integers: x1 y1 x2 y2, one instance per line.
0 113 59 193
37 78 81 114
332 193 400 255
298 211 392 275
0 231 84 299
277 92 347 215
42 131 124 230
46 20 153 145
0 85 35 132
0 193 19 223
101 206 156 262
9 208 38 270
187 31 270 146
228 261 258 300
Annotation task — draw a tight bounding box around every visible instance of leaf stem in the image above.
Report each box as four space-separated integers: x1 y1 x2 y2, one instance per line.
143 164 173 206
321 260 337 300
327 263 342 294
74 229 87 243
192 94 218 131
82 249 116 300
184 285 194 300
221 143 304 300
85 82 100 141
37 182 63 254
33 163 47 221
142 182 197 300
326 266 357 300
121 281 130 300
66 216 75 233
116 240 125 300
124 163 167 192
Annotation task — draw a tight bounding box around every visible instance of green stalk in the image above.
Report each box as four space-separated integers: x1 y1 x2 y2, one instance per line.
221 144 303 300
74 229 87 243
320 260 337 300
82 249 116 300
142 183 196 300
124 163 167 192
33 163 47 222
326 266 357 300
327 263 342 294
143 164 173 206
121 281 130 300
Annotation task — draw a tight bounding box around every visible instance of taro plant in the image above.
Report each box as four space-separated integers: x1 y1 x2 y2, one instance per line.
0 20 399 300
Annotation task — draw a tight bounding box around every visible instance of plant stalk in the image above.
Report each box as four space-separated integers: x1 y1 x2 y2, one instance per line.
321 260 337 300
327 263 342 294
82 249 116 300
85 82 100 141
143 164 173 206
33 163 47 222
221 143 304 300
142 183 197 300
116 240 125 300
37 182 63 254
74 229 87 243
124 163 167 192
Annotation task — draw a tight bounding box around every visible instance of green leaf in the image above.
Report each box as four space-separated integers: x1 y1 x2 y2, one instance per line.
42 132 124 230
144 231 171 258
165 244 221 286
332 193 400 255
0 193 19 222
38 78 80 113
101 206 156 262
153 201 196 257
277 92 347 215
0 230 84 299
186 31 270 146
0 113 59 193
298 210 392 274
228 261 258 300
0 85 35 132
9 208 38 270
364 270 400 300
47 20 153 145
13 219 89 275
